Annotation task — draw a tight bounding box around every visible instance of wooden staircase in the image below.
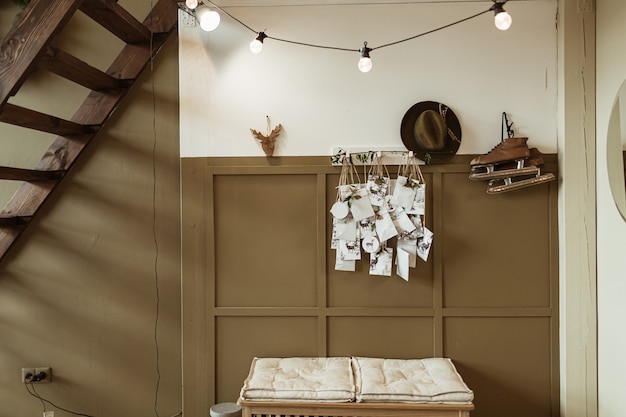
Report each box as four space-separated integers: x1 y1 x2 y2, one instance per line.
0 0 178 261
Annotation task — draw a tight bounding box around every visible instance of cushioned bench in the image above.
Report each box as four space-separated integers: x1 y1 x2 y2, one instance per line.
238 357 474 417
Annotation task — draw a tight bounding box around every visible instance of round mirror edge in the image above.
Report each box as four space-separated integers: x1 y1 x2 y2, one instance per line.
607 81 626 221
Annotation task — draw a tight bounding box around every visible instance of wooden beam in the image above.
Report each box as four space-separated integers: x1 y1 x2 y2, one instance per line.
79 0 153 44
0 0 82 107
0 103 98 136
0 166 66 181
0 0 179 259
39 47 131 91
0 226 22 255
0 216 33 227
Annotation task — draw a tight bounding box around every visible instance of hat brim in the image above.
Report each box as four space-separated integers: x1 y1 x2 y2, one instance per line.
400 101 462 164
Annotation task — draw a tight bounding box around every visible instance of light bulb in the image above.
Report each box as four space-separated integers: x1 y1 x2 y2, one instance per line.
196 6 220 32
250 32 267 54
358 42 372 73
185 0 198 10
494 10 512 30
358 57 372 73
250 39 263 53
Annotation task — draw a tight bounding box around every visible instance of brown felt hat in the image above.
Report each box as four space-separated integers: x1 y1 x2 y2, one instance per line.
400 101 462 164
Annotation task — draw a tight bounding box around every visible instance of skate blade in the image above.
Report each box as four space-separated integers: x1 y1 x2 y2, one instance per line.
487 173 556 194
469 166 538 181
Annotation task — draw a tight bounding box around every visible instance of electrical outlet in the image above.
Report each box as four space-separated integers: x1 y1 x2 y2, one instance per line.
21 368 34 383
21 367 52 383
44 411 54 417
35 367 52 383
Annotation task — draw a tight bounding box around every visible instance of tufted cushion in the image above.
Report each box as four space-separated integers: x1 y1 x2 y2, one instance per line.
240 357 355 402
352 357 474 404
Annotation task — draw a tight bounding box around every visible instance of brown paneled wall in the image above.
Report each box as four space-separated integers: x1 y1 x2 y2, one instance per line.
181 155 559 417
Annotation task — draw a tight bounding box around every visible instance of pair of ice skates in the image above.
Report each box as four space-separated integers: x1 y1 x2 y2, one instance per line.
469 137 556 194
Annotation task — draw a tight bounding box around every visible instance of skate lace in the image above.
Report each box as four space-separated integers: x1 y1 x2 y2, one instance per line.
486 141 503 153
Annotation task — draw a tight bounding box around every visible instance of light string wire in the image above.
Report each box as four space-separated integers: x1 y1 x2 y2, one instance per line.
148 1 163 417
202 0 506 53
25 383 94 417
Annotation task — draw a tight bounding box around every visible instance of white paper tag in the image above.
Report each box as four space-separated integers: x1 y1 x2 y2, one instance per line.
330 201 350 219
396 248 410 281
417 227 434 262
369 247 393 276
335 250 356 271
349 187 375 221
338 239 361 261
361 235 380 254
406 183 426 215
366 174 390 207
390 207 417 233
374 208 398 243
397 237 417 268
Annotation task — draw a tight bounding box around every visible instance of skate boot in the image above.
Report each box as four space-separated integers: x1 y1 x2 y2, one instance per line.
469 137 532 180
487 148 556 194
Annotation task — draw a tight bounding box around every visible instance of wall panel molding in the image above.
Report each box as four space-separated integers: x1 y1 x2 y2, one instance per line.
182 155 559 417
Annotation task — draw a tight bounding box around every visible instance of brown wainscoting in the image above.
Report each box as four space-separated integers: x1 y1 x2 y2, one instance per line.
181 155 559 417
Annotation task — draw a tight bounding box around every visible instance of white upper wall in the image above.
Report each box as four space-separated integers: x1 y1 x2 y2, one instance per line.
179 1 558 158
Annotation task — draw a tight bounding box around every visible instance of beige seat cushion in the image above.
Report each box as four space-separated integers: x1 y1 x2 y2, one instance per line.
353 357 474 404
240 357 355 402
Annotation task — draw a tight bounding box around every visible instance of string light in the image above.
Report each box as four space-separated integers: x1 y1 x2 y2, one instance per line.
250 32 267 54
183 0 512 72
491 1 512 31
195 4 220 32
358 42 372 73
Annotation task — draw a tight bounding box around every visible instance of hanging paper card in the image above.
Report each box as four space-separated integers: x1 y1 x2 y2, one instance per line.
383 194 396 214
369 247 393 276
417 227 434 262
333 157 361 216
330 218 339 249
361 235 380 254
358 216 376 238
388 179 397 200
349 187 375 221
366 174 390 207
339 183 360 201
397 215 423 242
335 216 357 241
374 208 398 243
390 175 417 209
338 239 361 261
335 249 356 271
397 235 418 268
330 200 350 219
365 152 391 207
410 214 424 238
406 182 426 215
396 248 410 281
390 207 417 233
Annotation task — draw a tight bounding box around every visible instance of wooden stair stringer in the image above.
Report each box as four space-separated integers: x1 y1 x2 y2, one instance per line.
0 0 179 260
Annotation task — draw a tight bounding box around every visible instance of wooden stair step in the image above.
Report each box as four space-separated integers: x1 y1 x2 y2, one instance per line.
79 0 154 44
0 0 83 107
39 47 132 91
0 166 66 181
0 103 99 136
0 215 33 227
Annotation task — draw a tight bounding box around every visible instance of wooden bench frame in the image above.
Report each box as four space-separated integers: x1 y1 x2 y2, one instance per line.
238 399 474 417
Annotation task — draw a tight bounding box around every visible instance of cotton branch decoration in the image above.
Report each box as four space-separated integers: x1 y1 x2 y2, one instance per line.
251 116 282 156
